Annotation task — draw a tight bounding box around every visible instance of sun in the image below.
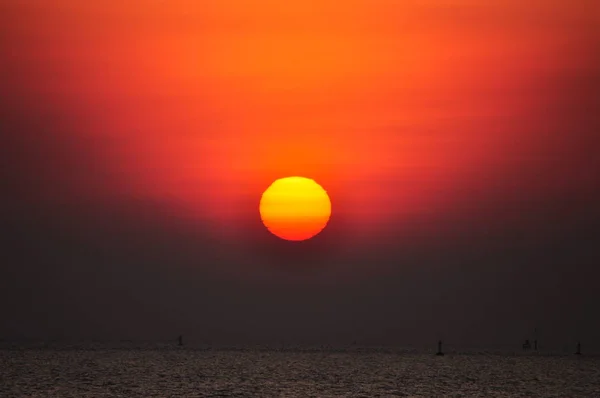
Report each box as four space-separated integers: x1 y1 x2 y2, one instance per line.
259 177 332 241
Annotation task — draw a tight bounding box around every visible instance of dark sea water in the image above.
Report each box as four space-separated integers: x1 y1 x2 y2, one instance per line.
2 344 599 397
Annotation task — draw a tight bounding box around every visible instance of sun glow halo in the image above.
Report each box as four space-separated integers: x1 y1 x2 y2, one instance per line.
259 177 331 241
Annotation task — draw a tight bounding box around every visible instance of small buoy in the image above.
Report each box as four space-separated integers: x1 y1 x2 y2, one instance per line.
436 340 444 356
575 341 582 355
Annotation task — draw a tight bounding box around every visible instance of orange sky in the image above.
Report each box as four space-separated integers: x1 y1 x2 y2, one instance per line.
3 0 599 248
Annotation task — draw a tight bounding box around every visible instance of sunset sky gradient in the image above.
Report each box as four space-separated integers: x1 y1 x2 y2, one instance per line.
2 1 599 347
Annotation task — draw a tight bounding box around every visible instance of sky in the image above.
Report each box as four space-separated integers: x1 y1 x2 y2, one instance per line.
1 0 599 349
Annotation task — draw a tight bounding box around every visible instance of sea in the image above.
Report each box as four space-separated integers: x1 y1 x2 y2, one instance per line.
2 343 599 397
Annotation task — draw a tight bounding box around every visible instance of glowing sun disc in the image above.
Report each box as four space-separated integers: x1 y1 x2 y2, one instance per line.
259 176 332 241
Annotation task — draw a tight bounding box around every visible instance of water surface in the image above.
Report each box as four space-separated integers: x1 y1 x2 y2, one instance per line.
2 346 599 397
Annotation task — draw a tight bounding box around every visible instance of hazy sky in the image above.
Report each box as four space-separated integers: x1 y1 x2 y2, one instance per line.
1 1 599 349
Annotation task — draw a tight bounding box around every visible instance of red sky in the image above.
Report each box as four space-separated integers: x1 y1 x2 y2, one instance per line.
1 0 600 345
2 1 598 253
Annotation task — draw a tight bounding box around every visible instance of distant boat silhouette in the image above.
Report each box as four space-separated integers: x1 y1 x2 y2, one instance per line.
436 340 444 356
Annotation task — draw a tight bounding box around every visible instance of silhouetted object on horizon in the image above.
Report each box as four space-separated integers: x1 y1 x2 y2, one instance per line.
522 339 531 351
178 335 183 346
575 341 582 355
436 340 444 356
534 328 538 351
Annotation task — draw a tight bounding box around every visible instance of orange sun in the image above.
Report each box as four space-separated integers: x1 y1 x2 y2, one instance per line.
259 177 332 241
